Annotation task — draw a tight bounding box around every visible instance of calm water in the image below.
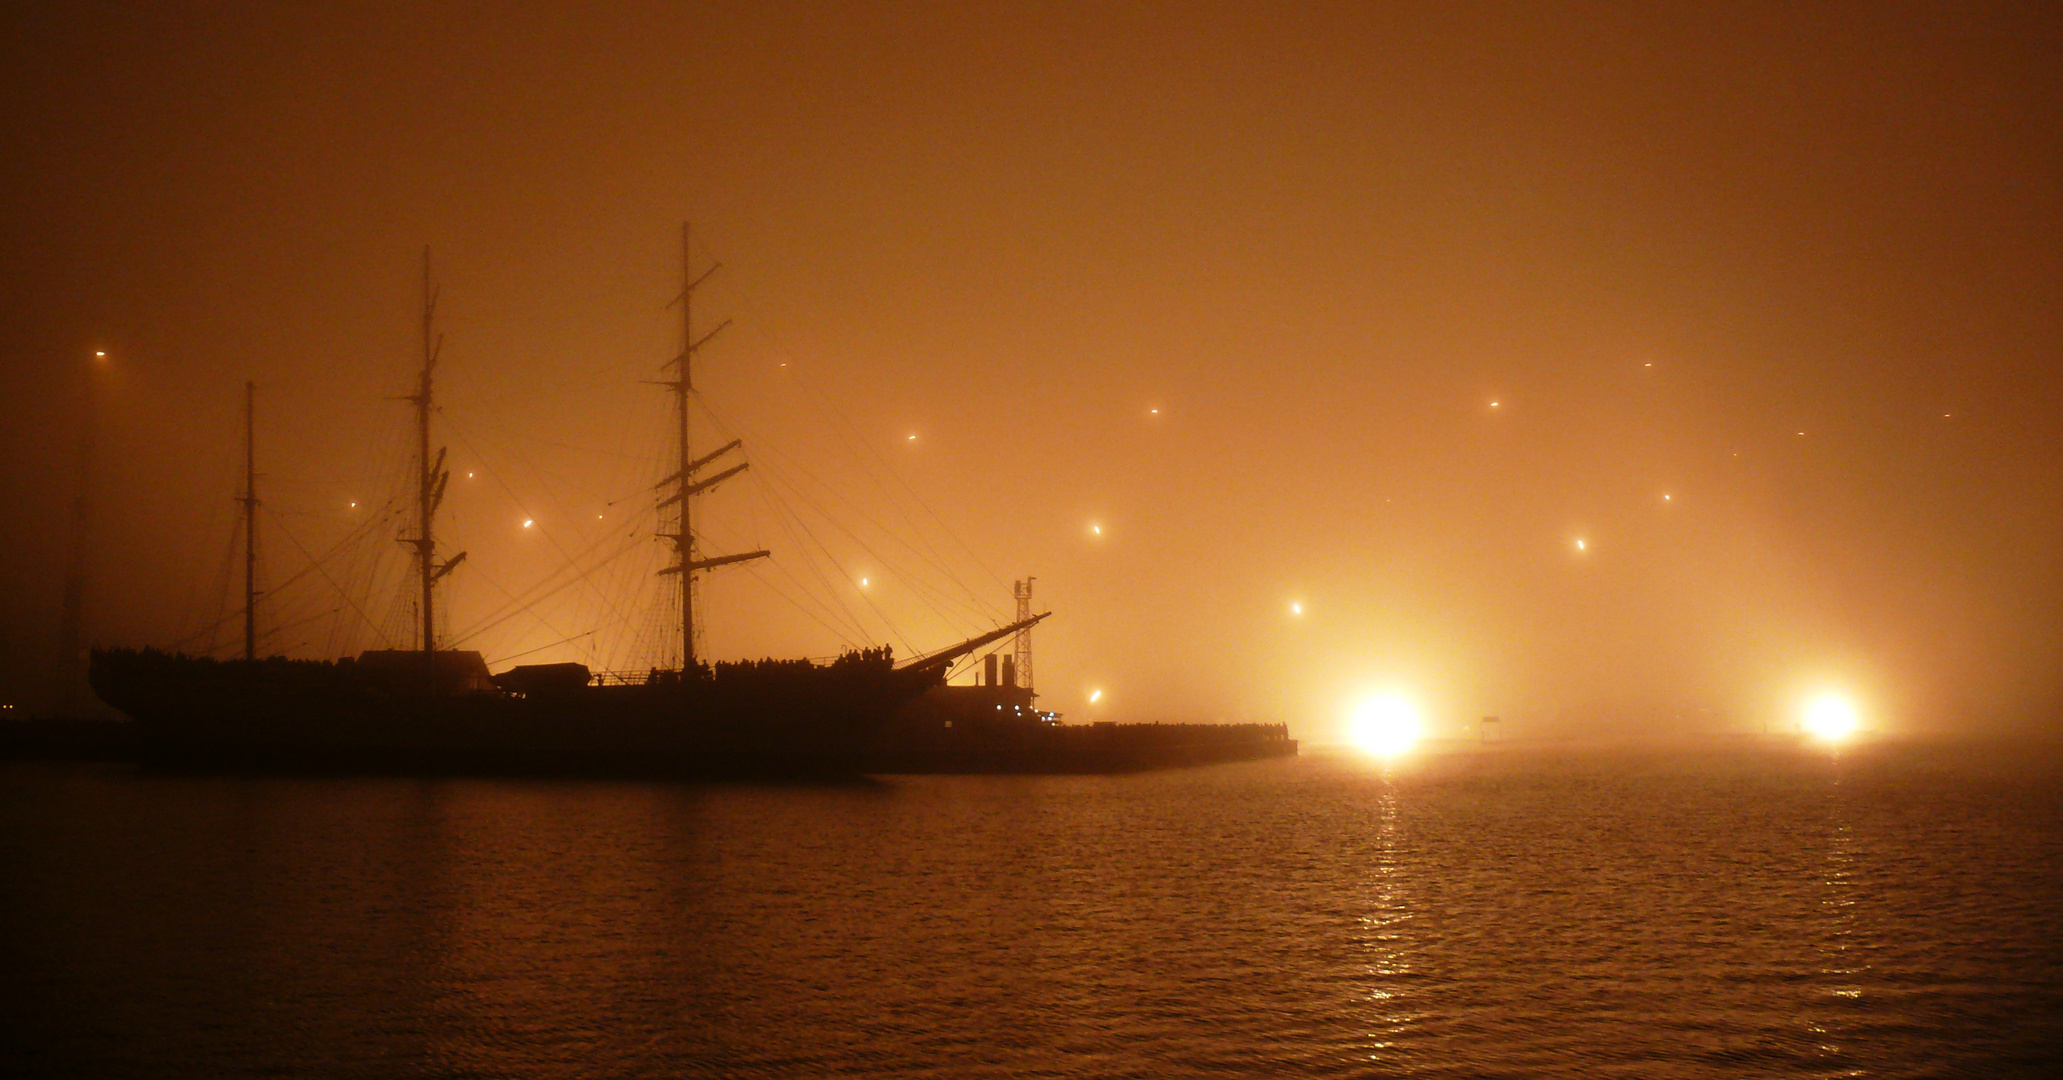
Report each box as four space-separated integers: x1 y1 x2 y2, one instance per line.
4 741 2061 1078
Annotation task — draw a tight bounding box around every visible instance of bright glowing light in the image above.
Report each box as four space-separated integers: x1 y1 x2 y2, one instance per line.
1574 538 1587 552
522 519 534 529
859 577 869 587
466 471 475 479
1489 400 1500 408
1347 693 1424 757
1803 694 1861 743
1088 689 1103 704
348 501 357 509
1289 601 1303 616
907 434 917 442
1662 493 1672 502
1090 524 1102 536
1149 407 1160 415
93 351 106 359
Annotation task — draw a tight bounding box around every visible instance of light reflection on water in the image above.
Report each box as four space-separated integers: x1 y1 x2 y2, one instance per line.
1811 775 1866 1074
1358 772 1418 1063
3 741 2062 1078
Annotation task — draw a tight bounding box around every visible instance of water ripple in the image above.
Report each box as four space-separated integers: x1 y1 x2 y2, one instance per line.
3 741 2061 1077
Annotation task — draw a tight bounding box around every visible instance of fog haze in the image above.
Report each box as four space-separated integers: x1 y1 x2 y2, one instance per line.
3 2 2059 740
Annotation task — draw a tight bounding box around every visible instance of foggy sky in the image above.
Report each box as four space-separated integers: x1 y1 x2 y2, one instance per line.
3 2 2059 739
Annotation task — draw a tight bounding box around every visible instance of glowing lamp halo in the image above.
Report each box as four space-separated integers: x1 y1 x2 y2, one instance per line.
1346 692 1425 758
1802 693 1862 743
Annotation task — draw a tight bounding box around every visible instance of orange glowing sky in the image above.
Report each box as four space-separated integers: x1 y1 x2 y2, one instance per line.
2 3 2059 739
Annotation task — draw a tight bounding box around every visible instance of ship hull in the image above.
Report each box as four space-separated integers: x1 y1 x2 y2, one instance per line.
92 650 929 780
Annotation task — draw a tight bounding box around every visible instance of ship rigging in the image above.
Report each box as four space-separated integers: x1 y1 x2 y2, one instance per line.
90 225 1051 778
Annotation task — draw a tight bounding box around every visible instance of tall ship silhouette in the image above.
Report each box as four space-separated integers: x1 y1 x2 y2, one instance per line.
91 227 1044 777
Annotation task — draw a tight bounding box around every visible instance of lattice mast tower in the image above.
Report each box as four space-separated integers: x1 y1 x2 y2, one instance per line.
1014 577 1035 693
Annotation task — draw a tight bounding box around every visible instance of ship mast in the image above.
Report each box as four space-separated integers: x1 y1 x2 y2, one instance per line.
242 380 258 663
409 250 464 692
678 224 694 669
660 222 764 676
54 351 103 713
